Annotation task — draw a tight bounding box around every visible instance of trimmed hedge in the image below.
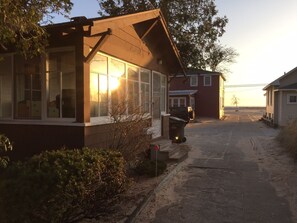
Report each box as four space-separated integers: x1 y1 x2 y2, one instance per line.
0 148 128 223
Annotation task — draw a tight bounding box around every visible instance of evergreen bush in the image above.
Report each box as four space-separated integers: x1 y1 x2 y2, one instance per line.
0 147 128 222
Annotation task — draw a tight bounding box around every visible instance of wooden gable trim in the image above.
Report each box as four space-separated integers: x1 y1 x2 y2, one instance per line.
90 9 161 35
84 28 112 63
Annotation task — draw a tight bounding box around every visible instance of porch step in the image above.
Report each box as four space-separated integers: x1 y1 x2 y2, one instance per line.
168 147 189 163
150 138 189 163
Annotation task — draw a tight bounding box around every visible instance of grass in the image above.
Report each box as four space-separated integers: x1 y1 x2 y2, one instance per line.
276 119 297 159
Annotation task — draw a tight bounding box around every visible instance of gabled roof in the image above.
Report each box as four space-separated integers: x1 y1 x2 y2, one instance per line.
173 68 226 81
277 83 297 90
45 9 185 75
263 66 297 90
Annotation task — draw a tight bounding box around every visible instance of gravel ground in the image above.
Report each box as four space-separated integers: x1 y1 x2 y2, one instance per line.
81 108 297 223
81 109 297 223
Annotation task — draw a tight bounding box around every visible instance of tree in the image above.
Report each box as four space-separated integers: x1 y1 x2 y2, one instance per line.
231 95 239 111
97 0 234 70
0 0 73 57
206 43 239 73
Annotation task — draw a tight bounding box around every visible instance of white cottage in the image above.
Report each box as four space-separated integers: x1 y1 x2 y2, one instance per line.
263 67 297 126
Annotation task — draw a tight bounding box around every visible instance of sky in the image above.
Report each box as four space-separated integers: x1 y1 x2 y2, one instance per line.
52 0 297 107
216 0 297 106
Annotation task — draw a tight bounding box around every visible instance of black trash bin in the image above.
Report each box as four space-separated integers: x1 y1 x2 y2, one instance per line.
169 116 187 143
169 107 190 123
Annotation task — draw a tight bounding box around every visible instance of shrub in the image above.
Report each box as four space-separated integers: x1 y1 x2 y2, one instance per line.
0 148 128 223
135 160 167 177
108 100 152 167
277 119 297 159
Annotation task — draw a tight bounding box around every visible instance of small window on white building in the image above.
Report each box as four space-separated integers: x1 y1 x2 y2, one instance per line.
190 75 198 87
204 75 212 86
287 94 297 104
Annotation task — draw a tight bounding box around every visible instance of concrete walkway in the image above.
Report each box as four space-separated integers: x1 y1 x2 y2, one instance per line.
135 109 294 223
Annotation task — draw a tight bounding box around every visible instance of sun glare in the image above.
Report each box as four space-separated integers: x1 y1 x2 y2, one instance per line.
109 76 120 91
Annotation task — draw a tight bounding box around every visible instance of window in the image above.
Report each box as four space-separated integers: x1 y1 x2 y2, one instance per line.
161 75 166 112
169 97 186 107
110 58 126 112
90 54 108 117
46 49 76 118
0 55 13 119
190 97 195 110
140 69 151 113
15 55 41 119
128 66 140 114
173 98 178 107
180 98 186 107
269 89 273 105
153 72 167 119
287 94 297 104
89 53 163 120
190 75 198 86
204 75 212 86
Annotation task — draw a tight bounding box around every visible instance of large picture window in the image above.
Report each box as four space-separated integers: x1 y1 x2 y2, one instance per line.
89 53 159 121
0 55 13 119
46 49 76 118
15 55 41 119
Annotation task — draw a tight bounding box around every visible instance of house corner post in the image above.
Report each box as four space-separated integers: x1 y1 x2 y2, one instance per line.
161 114 170 139
76 36 90 123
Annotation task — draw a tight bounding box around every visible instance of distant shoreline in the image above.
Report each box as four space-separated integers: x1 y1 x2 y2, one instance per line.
225 106 265 110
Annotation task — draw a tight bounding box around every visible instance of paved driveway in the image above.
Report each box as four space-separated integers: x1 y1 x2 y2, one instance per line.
135 109 295 223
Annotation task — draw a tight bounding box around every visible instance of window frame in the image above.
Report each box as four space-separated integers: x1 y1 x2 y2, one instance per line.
152 71 167 119
203 75 212 86
0 54 13 120
90 53 109 119
45 47 76 122
287 94 297 104
90 52 153 124
190 75 198 87
169 97 187 107
127 65 140 114
140 68 151 114
14 54 42 120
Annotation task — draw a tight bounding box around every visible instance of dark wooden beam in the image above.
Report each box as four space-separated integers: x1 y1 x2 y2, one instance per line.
140 17 160 40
